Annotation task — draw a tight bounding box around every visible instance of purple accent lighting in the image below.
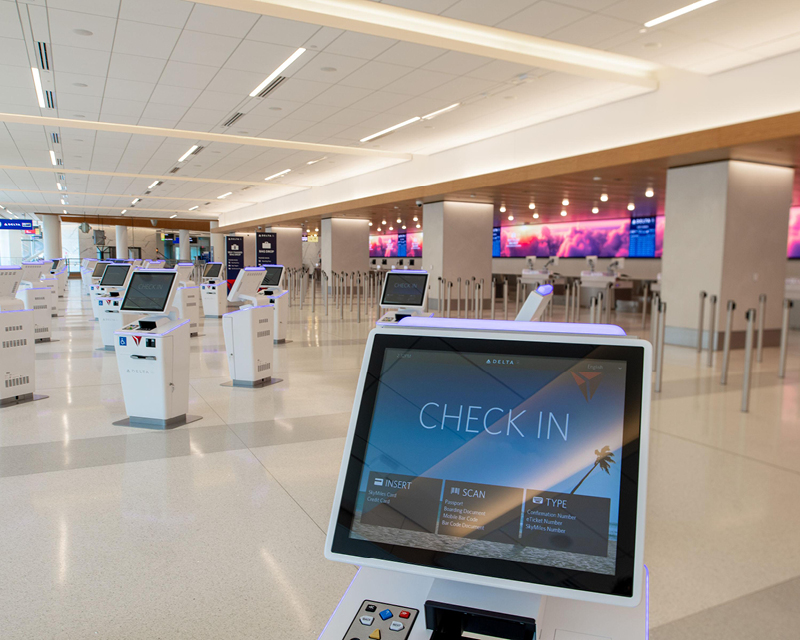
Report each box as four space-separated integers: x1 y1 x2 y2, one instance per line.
396 316 627 336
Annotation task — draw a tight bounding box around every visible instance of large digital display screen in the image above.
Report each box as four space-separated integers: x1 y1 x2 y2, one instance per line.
494 217 664 258
370 232 423 258
381 272 428 307
787 207 800 258
331 334 646 598
121 272 176 312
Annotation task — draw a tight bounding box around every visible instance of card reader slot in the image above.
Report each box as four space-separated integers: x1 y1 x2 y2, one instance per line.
130 355 157 361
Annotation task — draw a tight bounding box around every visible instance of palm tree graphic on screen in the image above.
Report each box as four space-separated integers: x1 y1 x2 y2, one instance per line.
570 446 616 495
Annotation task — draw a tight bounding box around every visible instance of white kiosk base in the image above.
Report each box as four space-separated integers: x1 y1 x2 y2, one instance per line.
16 287 52 342
175 285 201 337
221 304 280 387
42 277 59 317
1 309 47 407
201 282 228 317
114 318 199 428
322 566 647 640
259 289 289 343
99 302 142 350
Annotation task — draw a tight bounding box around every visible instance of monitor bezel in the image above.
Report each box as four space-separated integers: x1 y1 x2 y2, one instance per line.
260 264 284 288
325 327 650 607
99 264 131 287
380 271 429 309
120 270 178 313
203 263 222 279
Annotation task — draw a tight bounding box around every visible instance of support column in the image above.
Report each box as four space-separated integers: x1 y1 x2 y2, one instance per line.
115 225 129 259
41 214 62 260
178 229 190 261
662 160 793 348
422 201 493 311
321 218 369 278
210 221 224 263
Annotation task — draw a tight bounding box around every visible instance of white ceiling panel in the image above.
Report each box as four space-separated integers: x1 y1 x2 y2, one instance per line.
423 75 497 102
547 13 638 48
292 52 366 84
0 35 30 67
381 68 458 96
158 60 218 90
57 92 103 112
442 0 534 27
48 8 117 52
113 20 182 60
288 102 343 123
100 98 147 118
246 15 320 47
149 84 203 107
118 0 192 29
0 85 37 107
107 52 168 83
192 89 243 112
103 78 156 101
423 50 491 75
171 29 240 67
273 78 332 103
0 64 36 89
46 0 121 18
205 67 265 95
338 60 412 90
324 31 397 59
350 90 413 114
550 0 617 9
496 1 589 36
376 41 445 67
184 4 259 37
51 44 110 77
0 2 23 39
224 39 305 74
300 26 345 51
310 84 374 108
180 107 229 126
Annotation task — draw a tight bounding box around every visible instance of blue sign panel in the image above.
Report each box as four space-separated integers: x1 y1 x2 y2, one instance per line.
492 227 501 257
629 217 656 258
226 235 244 288
0 219 33 229
256 232 277 266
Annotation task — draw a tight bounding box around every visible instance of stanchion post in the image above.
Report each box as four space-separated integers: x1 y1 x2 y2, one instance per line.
491 278 496 320
697 291 707 352
311 271 315 313
655 301 667 393
464 279 471 319
438 278 443 318
756 294 766 363
707 294 717 367
742 308 755 412
720 300 736 385
447 281 453 318
573 281 579 323
565 281 571 322
641 282 649 330
357 273 361 323
503 279 508 321
779 299 791 379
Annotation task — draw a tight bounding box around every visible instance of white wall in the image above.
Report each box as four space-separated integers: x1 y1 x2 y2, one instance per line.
266 227 302 269
321 218 370 275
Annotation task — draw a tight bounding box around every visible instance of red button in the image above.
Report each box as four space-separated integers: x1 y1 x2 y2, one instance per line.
399 611 410 619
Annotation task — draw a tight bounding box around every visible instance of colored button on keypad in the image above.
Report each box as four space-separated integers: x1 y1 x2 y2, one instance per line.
379 609 393 621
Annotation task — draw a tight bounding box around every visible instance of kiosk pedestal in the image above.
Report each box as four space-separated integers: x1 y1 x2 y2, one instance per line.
42 277 59 317
99 301 142 350
201 282 228 317
16 287 52 342
114 317 197 428
259 289 288 343
175 285 200 336
54 266 68 297
222 304 277 387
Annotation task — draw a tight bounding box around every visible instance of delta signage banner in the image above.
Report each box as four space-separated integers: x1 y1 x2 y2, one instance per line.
0 219 34 229
226 235 244 290
256 232 277 266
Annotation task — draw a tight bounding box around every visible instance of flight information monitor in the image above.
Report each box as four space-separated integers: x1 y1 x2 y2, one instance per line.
203 263 222 279
260 265 284 287
92 262 109 278
328 329 648 605
99 264 130 287
380 272 428 309
120 271 177 313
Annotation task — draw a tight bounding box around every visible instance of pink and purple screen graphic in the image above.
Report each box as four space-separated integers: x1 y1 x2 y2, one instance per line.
496 217 664 258
370 232 423 258
788 208 800 258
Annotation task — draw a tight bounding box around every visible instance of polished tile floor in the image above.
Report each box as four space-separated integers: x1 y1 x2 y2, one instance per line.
1 280 799 638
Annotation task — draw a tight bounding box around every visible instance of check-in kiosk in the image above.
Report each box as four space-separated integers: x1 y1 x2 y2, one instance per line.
89 262 114 321
222 267 277 387
580 256 618 311
377 270 431 325
37 260 59 317
97 264 137 350
16 261 52 342
113 270 197 428
323 318 651 640
0 266 45 406
200 262 227 317
52 259 69 297
257 264 288 343
143 259 165 269
173 263 200 337
520 256 558 289
81 258 98 295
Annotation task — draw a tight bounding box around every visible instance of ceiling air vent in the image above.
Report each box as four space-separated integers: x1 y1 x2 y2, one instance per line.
222 112 245 127
45 91 55 109
56 158 63 165
191 145 204 156
169 167 181 174
256 76 286 98
51 133 59 144
37 42 50 71
58 173 65 181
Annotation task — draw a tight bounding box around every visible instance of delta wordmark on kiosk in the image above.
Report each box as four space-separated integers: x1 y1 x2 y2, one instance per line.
322 314 650 640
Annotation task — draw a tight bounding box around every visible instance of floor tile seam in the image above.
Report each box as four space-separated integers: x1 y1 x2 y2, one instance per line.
652 429 800 477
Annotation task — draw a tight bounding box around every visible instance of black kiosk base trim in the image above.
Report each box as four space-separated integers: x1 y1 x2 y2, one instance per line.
221 377 283 388
112 414 203 429
0 393 49 408
425 601 536 640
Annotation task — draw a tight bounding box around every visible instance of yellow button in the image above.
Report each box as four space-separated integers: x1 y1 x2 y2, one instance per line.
369 630 381 640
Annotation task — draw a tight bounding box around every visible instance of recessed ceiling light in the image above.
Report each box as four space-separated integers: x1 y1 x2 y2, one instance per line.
381 220 387 225
73 82 88 88
416 223 420 229
368 222 373 226
396 217 401 223
644 42 661 49
57 183 63 190
63 209 67 214
507 215 514 221
188 205 199 211
306 157 326 165
593 176 601 181
31 68 45 108
528 202 535 210
562 198 569 206
49 150 56 165
360 116 420 143
499 205 506 213
401 224 406 229
264 168 291 181
560 210 567 217
60 198 66 205
131 198 140 205
170 214 178 218
592 207 599 214
121 209 127 214
389 226 393 231
73 29 93 36
533 213 539 219
315 227 319 232
217 192 233 199
644 0 719 28
645 188 654 197
178 145 199 162
421 103 460 120
377 227 382 232
600 193 609 202
320 66 337 72
627 203 635 211
412 216 418 221
250 47 306 97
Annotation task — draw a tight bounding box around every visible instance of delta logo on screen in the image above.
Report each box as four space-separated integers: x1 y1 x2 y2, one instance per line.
571 371 603 401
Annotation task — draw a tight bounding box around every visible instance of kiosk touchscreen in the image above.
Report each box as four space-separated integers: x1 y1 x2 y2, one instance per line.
222 267 276 387
100 264 132 289
200 262 226 317
257 265 288 343
377 270 430 324
323 322 651 640
90 262 113 320
114 270 195 427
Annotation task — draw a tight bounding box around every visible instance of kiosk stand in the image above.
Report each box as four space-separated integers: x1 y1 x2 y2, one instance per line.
52 260 69 297
143 259 165 269
89 262 112 320
515 283 554 322
258 264 289 343
520 256 558 290
199 262 227 317
81 258 98 295
17 261 52 342
222 267 279 388
96 264 137 350
322 318 651 640
173 262 200 337
113 270 198 428
38 260 59 318
0 266 47 407
376 270 432 325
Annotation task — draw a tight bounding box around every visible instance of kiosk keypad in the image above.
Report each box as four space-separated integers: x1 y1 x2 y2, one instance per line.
343 601 417 640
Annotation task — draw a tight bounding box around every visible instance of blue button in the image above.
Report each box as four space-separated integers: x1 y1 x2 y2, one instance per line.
119 337 126 346
379 609 393 621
